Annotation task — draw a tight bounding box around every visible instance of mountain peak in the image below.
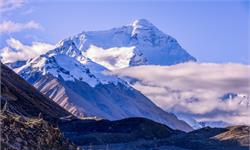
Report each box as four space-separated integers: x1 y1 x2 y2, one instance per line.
131 19 154 28
44 19 196 70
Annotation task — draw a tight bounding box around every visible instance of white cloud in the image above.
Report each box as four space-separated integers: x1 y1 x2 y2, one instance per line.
0 20 41 34
85 45 135 70
0 0 26 12
112 63 250 127
0 38 55 63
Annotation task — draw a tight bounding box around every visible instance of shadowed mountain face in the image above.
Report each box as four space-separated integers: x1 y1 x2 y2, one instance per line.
0 63 72 122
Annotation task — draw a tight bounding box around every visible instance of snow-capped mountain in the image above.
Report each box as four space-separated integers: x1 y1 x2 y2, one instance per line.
9 41 193 132
56 19 196 70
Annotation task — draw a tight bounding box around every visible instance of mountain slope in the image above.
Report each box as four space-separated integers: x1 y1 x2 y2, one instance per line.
0 63 72 121
213 125 250 146
0 63 79 150
57 19 196 70
9 47 193 132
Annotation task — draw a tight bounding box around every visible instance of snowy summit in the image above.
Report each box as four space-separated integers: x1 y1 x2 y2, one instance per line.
55 19 196 70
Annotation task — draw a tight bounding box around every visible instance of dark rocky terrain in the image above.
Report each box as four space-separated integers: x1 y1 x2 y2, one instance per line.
0 111 79 150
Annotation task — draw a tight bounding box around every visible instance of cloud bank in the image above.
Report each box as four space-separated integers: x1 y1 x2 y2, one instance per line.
85 45 135 70
0 38 55 63
0 20 41 34
112 63 250 127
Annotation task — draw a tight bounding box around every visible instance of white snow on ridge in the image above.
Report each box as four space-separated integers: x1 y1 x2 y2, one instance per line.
15 51 125 87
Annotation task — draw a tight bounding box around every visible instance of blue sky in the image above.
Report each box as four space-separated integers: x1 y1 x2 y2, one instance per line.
0 0 249 64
